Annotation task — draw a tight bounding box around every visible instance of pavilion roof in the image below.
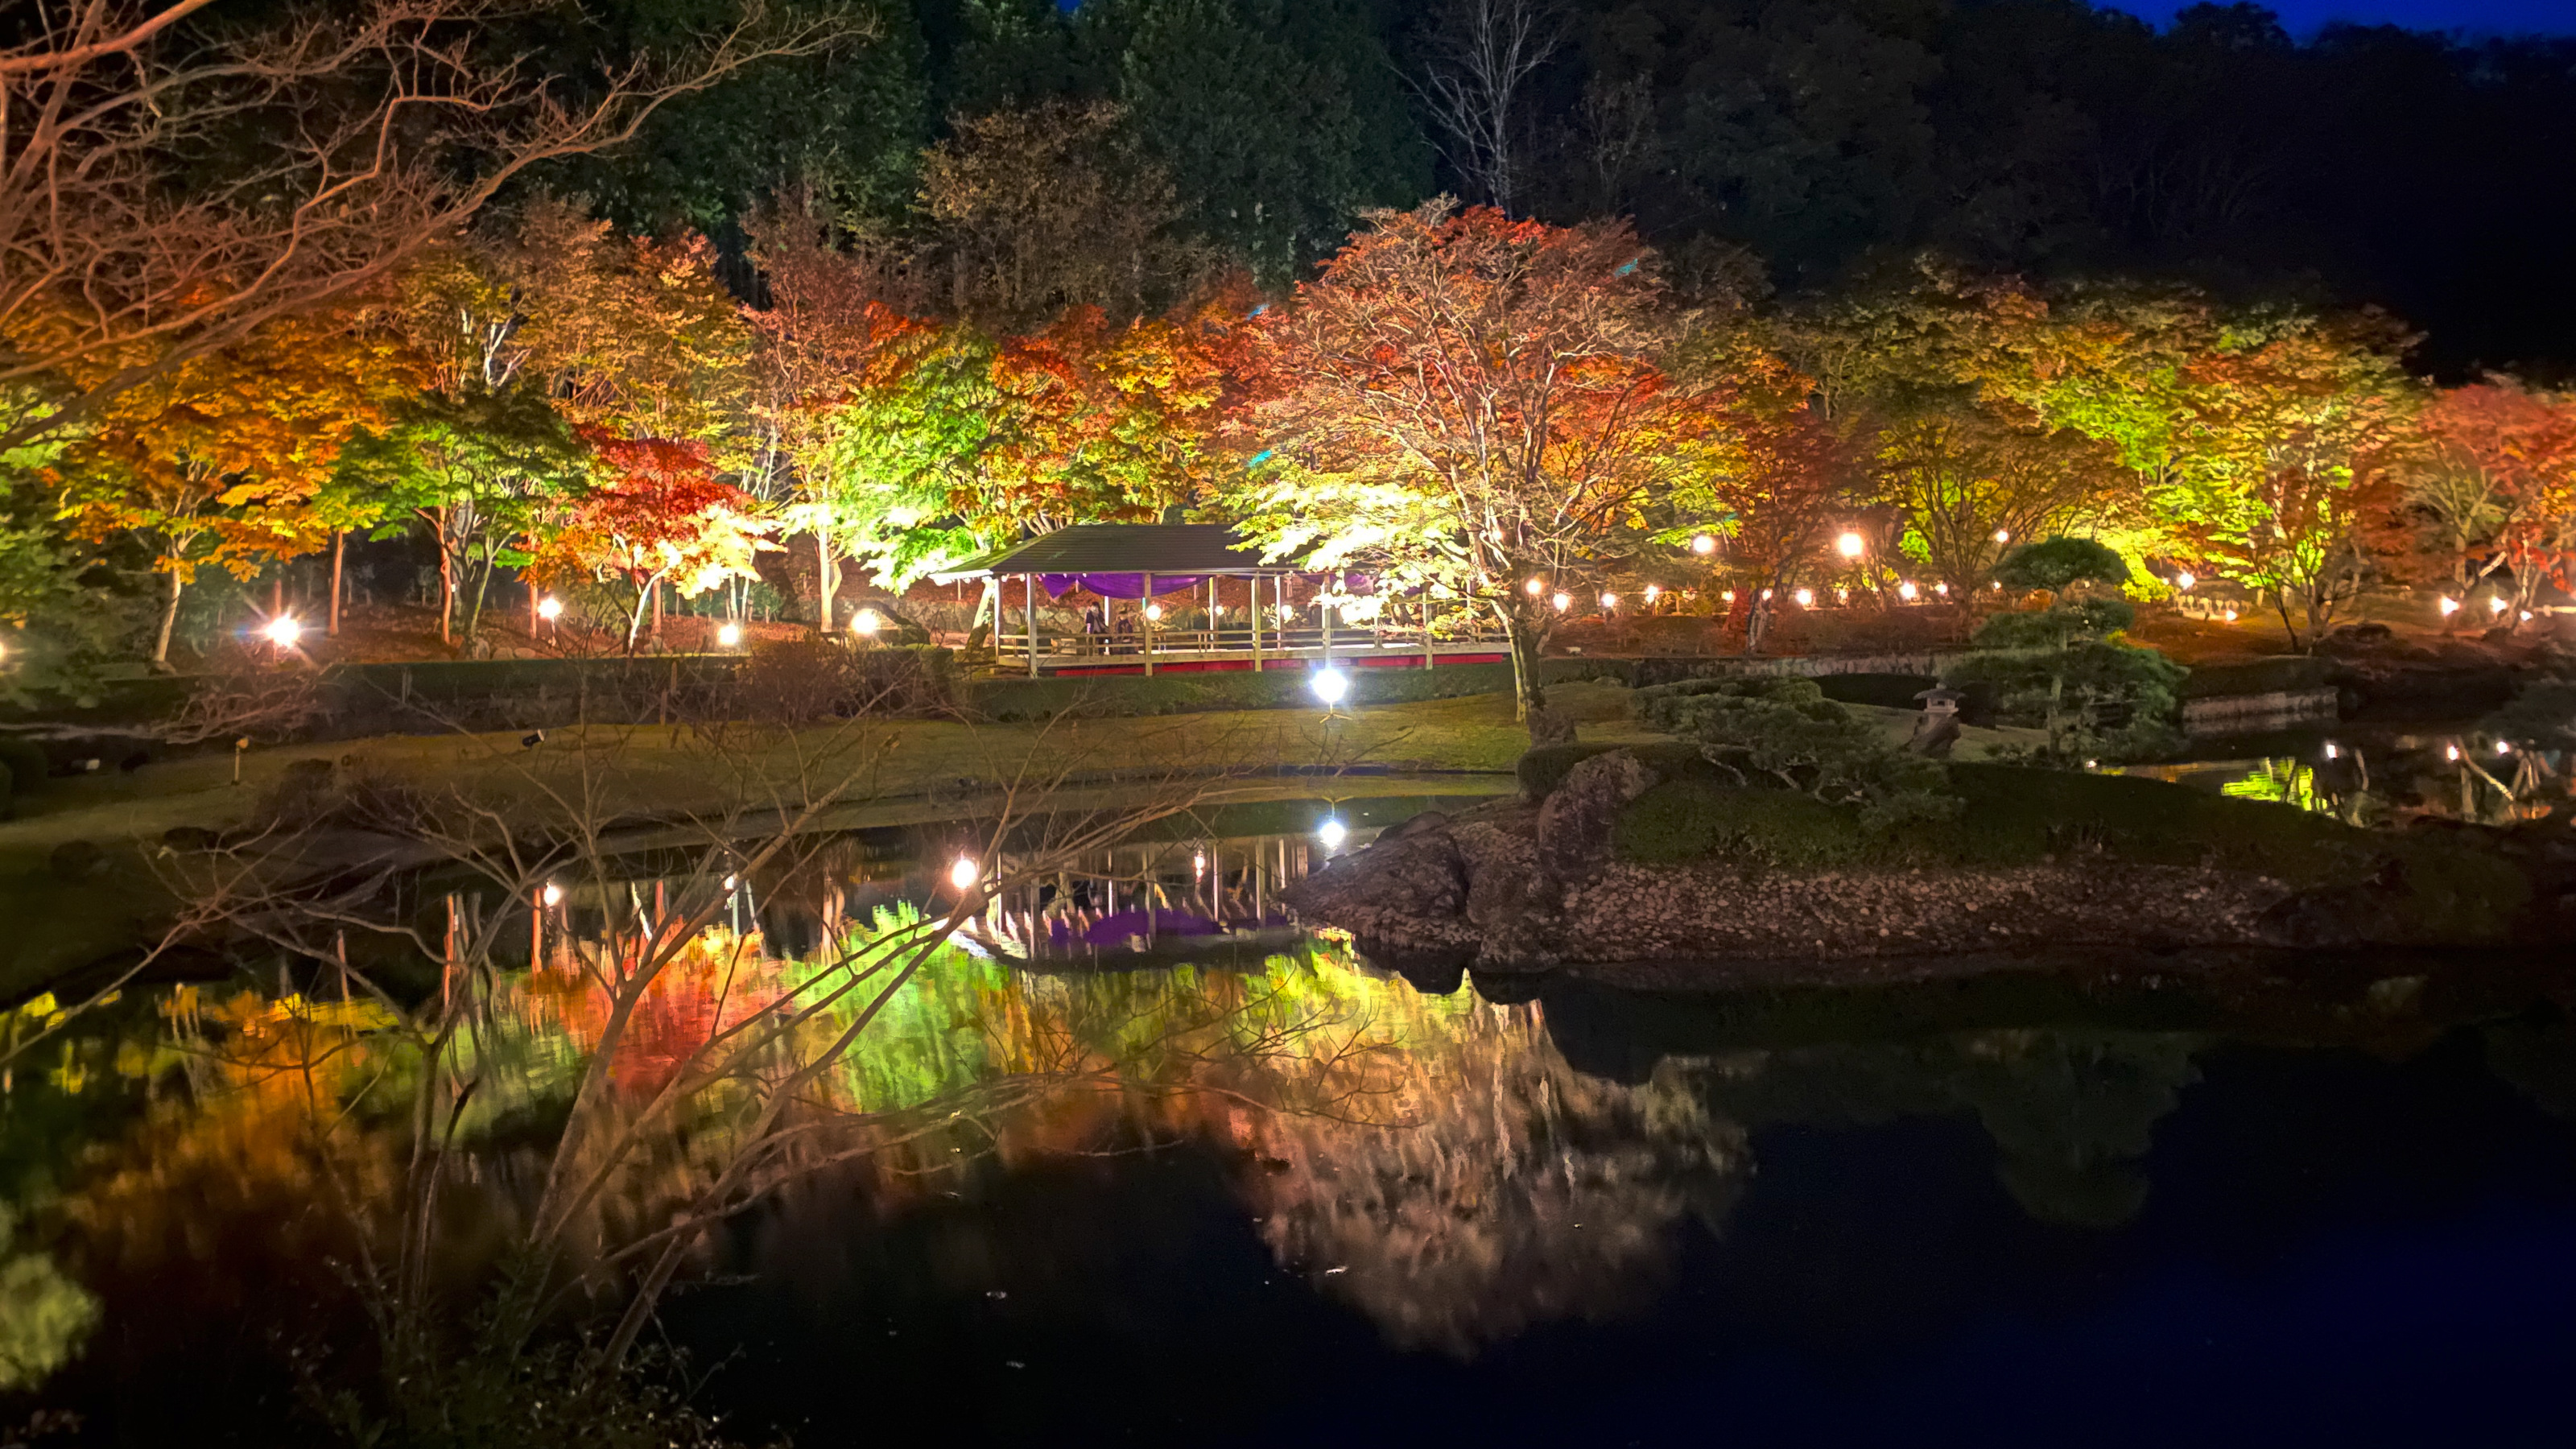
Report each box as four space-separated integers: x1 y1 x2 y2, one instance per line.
928 523 1293 582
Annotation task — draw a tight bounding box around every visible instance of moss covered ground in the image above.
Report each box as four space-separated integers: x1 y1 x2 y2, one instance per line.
1604 758 2530 943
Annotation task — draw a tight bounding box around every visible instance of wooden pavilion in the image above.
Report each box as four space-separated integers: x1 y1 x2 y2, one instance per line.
929 522 1503 677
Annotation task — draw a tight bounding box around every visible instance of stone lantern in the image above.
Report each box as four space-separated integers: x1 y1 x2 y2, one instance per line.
1908 686 1966 758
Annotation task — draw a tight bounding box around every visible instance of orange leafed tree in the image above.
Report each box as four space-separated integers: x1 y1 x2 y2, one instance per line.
989 299 1247 528
54 307 423 665
1232 201 1714 720
2401 380 2576 625
534 432 776 651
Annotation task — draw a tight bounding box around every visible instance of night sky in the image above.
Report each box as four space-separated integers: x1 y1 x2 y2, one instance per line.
2112 1 2576 37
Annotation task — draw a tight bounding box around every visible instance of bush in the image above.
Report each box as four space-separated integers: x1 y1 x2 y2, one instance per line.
966 657 1627 723
733 641 956 722
1516 740 1707 796
1615 778 1885 868
0 737 47 794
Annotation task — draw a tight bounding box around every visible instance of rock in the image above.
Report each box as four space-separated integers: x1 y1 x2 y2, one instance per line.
48 839 108 881
1281 828 1475 952
1535 750 1659 883
1385 809 1451 840
1526 704 1579 746
1456 822 1558 968
2325 621 2394 646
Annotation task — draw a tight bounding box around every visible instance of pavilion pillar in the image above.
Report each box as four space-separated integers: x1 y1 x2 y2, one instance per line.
1207 577 1218 655
1423 593 1436 670
1026 573 1039 679
1142 571 1155 676
1319 573 1334 665
1250 575 1264 672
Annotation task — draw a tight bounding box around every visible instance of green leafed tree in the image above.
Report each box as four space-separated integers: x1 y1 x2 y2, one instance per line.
333 390 591 646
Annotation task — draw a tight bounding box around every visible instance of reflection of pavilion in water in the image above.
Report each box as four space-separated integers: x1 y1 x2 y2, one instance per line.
750 830 1367 970
969 832 1347 966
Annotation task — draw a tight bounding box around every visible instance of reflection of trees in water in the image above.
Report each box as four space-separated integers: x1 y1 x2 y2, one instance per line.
1231 1010 1742 1356
1701 1030 2203 1228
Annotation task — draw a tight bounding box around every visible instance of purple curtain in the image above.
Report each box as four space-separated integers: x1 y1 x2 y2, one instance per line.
1037 572 1210 599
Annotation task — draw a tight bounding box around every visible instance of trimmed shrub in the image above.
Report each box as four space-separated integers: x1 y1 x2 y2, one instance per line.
1614 778 1883 869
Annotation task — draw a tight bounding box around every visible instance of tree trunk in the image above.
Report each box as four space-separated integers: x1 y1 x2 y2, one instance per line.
624 577 654 654
814 533 837 637
152 570 184 668
328 530 345 637
650 578 663 642
437 514 456 646
1496 604 1546 721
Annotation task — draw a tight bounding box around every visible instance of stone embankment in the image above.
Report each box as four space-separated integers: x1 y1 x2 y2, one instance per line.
1283 749 2570 976
1287 795 2289 972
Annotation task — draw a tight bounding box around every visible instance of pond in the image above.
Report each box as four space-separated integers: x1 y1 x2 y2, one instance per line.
4 795 2576 1447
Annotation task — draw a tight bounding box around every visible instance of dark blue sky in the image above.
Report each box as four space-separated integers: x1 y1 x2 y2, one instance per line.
2111 2 2576 37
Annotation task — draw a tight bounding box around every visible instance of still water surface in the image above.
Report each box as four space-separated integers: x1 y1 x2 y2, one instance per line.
6 795 2575 1446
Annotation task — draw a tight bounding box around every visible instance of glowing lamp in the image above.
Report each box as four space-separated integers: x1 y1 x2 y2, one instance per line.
540 881 564 907
2175 572 2196 591
1835 531 1865 559
1524 577 1546 597
1311 667 1350 706
2522 610 2535 622
1898 580 1918 601
2489 595 2509 615
716 622 743 647
2223 608 2239 621
1600 592 1619 609
1935 582 1951 597
2446 744 2462 762
1793 588 1814 608
1993 529 2011 544
263 616 303 649
1551 591 1571 612
1145 603 1164 622
1643 584 1661 602
1317 818 1348 850
2496 739 2513 755
947 857 982 890
537 596 564 621
2324 742 2339 760
1690 533 1717 556
1721 590 1736 603
852 608 883 637
2438 597 2460 617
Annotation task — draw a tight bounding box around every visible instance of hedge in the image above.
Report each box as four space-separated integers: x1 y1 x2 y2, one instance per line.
965 657 1628 723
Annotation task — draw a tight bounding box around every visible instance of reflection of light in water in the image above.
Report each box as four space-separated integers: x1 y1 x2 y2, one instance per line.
1318 818 1348 850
